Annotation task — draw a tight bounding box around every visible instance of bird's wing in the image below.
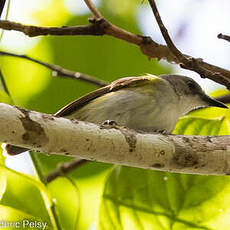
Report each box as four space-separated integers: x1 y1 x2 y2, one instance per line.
55 75 158 117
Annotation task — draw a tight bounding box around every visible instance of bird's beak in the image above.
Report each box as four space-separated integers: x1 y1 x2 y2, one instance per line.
201 94 228 109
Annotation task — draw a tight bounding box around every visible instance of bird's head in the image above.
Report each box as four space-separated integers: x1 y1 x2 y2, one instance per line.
160 74 228 114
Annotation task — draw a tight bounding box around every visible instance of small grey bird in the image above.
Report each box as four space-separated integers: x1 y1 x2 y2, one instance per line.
6 74 228 155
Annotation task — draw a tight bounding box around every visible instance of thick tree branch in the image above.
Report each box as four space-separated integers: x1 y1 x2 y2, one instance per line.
0 50 108 87
1 18 230 89
1 103 230 176
0 19 107 36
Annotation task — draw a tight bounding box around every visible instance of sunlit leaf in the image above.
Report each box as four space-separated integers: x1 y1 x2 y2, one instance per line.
174 107 230 135
0 144 5 165
99 166 230 230
0 173 6 201
46 164 111 229
0 166 53 227
174 116 230 135
210 89 229 98
0 43 51 108
0 69 13 105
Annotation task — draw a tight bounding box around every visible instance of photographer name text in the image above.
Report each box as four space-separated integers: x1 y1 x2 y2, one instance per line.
0 220 47 229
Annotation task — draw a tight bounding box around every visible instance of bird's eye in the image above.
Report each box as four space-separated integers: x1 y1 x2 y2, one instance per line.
187 81 196 90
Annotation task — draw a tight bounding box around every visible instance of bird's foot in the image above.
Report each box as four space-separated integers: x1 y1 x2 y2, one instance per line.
154 129 168 135
100 120 119 129
136 128 169 134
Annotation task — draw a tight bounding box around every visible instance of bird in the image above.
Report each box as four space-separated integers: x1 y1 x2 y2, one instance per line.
5 74 228 155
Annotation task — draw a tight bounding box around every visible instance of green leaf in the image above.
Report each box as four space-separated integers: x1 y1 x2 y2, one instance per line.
99 167 230 230
173 116 230 135
0 172 6 201
0 69 13 105
0 145 5 165
47 177 80 230
174 107 230 135
46 164 111 230
0 166 56 229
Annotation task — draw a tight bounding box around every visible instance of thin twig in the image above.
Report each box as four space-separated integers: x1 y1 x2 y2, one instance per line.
0 19 230 88
0 0 6 18
84 0 103 19
147 0 188 64
147 0 230 89
46 159 88 183
215 94 230 104
218 33 230 42
0 0 10 40
0 51 108 87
